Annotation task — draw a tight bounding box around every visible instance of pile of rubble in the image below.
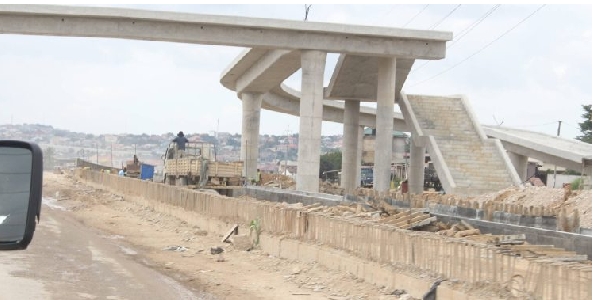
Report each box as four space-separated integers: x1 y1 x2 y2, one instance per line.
261 173 295 189
470 186 592 228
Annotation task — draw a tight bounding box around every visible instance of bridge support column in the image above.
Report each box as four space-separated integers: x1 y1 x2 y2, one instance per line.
507 151 528 182
374 57 396 192
241 93 263 182
409 141 425 194
357 125 364 187
297 50 326 193
342 100 360 193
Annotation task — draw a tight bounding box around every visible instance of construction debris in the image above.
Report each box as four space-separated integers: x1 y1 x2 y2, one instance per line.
222 224 239 243
232 235 254 251
163 245 188 252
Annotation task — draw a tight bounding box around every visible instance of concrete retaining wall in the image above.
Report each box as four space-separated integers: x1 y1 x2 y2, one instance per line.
78 170 592 300
236 187 592 259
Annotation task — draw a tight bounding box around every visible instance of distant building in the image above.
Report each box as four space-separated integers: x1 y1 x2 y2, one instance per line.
362 128 409 165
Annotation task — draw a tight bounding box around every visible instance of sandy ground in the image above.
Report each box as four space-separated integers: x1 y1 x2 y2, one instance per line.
42 173 420 300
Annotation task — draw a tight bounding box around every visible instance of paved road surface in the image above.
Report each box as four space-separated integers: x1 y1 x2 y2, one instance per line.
0 201 212 300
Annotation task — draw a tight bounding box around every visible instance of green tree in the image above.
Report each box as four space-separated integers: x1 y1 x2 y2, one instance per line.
319 151 342 178
576 104 592 144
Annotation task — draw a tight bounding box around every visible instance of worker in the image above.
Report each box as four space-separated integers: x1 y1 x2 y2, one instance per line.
119 167 127 177
172 131 189 158
256 168 262 186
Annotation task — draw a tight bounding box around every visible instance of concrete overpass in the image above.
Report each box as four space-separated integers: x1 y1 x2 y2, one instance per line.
228 78 591 194
484 126 592 183
0 4 452 193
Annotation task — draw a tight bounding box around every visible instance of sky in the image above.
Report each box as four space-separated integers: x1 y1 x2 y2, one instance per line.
0 4 593 140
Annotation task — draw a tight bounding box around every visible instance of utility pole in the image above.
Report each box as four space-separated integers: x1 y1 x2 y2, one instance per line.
96 143 99 164
284 126 290 177
212 130 219 162
552 121 562 188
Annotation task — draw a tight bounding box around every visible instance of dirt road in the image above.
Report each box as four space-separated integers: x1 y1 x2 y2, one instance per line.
27 173 413 300
0 201 212 300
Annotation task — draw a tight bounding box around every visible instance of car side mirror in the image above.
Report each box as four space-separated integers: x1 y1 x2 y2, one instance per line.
0 140 43 250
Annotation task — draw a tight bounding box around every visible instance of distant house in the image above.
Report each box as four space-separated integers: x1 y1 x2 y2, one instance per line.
362 128 409 165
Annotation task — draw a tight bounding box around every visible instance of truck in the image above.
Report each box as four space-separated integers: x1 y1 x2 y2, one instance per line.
162 142 244 188
360 166 374 188
124 155 155 180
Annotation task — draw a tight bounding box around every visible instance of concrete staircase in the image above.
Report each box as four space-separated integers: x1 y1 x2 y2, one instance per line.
398 93 521 196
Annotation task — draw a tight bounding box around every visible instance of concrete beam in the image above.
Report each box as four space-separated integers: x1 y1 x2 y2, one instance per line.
507 151 528 182
260 86 409 132
234 50 300 93
296 50 326 193
484 125 591 165
501 141 583 172
325 54 415 101
0 5 452 59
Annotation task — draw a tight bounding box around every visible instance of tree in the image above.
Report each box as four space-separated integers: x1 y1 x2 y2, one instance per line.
576 104 592 144
319 151 342 178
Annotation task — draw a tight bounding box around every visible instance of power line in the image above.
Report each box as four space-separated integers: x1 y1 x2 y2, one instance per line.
448 4 501 49
377 4 401 21
506 121 559 128
561 121 581 130
428 4 462 30
409 4 546 88
411 4 501 74
402 4 429 27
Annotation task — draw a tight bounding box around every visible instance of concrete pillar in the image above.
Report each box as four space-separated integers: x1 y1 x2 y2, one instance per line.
342 100 360 193
357 125 364 187
507 151 528 182
240 93 263 181
373 57 396 192
581 159 592 189
409 141 425 194
296 50 326 193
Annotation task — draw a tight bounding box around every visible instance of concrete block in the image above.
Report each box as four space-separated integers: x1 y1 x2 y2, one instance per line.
507 213 521 224
317 247 341 271
475 209 484 220
373 265 395 288
232 235 254 251
540 216 558 230
279 239 300 260
297 242 318 263
437 284 471 300
393 271 431 298
260 235 281 257
456 206 477 219
519 216 536 227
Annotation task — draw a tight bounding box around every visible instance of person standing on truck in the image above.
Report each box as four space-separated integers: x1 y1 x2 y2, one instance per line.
172 131 189 158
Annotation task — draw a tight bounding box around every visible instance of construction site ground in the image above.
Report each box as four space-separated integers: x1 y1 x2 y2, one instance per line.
43 173 428 300
42 172 593 299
